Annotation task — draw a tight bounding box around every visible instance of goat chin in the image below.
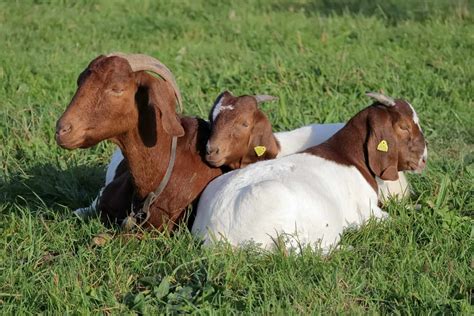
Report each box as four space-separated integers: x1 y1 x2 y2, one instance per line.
192 153 388 254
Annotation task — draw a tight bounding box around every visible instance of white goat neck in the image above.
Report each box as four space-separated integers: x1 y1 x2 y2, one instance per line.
274 123 344 157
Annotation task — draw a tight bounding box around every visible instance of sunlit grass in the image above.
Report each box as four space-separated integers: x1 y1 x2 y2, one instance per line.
0 0 472 313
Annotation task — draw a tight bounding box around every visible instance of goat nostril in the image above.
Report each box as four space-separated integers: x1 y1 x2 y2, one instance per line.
206 143 220 156
57 124 72 136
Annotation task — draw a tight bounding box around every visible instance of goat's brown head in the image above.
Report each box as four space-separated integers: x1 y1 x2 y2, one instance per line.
56 53 184 149
205 91 280 169
363 92 427 181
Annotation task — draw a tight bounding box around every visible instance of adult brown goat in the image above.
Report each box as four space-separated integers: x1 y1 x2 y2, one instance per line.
56 53 223 230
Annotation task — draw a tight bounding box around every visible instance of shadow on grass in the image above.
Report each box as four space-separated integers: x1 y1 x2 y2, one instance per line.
272 0 470 22
0 161 201 231
0 163 105 213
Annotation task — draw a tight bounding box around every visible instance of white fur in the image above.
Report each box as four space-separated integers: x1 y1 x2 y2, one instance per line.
211 96 224 121
73 148 124 218
192 153 388 253
407 102 420 128
105 149 124 185
213 105 234 121
407 102 428 173
212 95 234 121
275 123 344 157
416 145 428 173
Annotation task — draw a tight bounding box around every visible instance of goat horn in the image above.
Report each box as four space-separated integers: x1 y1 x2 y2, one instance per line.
107 52 183 112
254 95 278 104
366 92 396 106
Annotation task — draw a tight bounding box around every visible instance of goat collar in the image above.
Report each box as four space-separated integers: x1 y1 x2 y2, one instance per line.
122 136 178 230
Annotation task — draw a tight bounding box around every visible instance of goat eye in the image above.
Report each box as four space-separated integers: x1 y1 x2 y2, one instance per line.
398 124 410 133
109 87 124 96
242 122 249 128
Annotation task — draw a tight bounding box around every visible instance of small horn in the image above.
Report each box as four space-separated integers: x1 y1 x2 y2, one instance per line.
107 52 183 112
366 92 396 107
254 95 278 104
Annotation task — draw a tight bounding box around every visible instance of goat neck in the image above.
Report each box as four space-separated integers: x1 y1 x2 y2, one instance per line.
113 94 175 199
306 111 378 191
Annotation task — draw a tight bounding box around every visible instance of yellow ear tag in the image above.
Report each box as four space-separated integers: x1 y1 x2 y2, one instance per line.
377 140 389 152
254 146 266 157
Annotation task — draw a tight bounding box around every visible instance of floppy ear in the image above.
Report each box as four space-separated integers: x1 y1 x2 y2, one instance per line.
247 110 279 160
366 107 399 181
136 72 184 137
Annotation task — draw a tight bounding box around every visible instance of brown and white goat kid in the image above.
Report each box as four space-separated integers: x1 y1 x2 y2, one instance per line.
56 53 223 230
192 93 427 252
205 91 411 200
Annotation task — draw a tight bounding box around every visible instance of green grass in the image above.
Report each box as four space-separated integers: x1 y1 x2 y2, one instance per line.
1 0 473 313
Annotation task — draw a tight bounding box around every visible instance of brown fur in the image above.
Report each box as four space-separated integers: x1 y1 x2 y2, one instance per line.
305 101 426 191
206 91 280 169
56 55 223 229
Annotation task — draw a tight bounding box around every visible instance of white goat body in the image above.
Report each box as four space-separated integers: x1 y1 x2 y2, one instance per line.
191 153 387 252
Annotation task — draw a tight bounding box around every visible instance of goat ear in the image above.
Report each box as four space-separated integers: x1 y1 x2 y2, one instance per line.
367 107 399 181
248 111 279 160
136 72 185 137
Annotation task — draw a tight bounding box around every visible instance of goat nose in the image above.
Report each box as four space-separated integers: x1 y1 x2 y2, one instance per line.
56 123 72 136
206 143 219 155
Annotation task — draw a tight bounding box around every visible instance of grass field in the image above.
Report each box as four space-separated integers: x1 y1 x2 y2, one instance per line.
1 0 473 313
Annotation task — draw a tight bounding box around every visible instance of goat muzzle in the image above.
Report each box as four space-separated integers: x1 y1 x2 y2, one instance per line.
206 142 220 156
55 121 73 148
55 119 86 149
414 146 428 173
56 122 72 137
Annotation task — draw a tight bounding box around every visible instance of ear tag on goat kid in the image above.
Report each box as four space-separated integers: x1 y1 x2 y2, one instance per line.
377 140 389 152
254 146 267 157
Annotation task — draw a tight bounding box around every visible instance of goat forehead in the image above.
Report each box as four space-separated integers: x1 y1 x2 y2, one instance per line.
405 101 421 130
83 68 131 88
211 95 225 121
394 101 421 132
212 97 235 121
212 113 239 133
89 58 131 79
95 56 128 69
